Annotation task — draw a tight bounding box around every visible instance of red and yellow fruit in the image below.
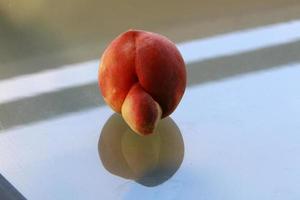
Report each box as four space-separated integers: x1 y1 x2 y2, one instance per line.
98 30 186 135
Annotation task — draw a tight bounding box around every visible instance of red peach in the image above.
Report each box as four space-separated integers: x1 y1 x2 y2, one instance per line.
98 30 186 135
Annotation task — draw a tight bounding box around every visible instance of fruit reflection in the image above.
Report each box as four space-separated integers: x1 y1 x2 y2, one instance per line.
98 113 184 187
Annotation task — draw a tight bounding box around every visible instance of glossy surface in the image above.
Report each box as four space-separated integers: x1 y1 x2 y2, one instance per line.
1 63 300 199
99 114 184 186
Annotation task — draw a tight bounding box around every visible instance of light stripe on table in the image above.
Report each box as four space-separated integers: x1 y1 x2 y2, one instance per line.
0 20 300 104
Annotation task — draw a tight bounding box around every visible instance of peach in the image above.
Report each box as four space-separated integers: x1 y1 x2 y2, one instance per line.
98 30 186 135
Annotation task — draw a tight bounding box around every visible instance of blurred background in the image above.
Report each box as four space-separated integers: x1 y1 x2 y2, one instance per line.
1 0 300 79
1 0 300 130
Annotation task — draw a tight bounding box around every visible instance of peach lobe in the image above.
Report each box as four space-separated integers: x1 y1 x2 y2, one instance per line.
98 30 186 135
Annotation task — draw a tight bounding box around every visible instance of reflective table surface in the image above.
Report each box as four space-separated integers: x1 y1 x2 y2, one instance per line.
1 63 300 199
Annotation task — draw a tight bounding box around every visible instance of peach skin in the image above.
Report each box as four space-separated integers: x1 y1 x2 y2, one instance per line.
98 30 186 135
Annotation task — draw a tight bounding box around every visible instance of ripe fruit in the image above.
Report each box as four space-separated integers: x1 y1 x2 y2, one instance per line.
98 30 186 135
